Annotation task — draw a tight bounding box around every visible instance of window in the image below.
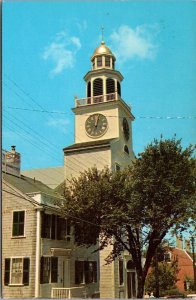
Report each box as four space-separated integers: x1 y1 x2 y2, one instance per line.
105 56 110 67
119 260 124 285
97 56 102 67
57 217 71 241
4 257 30 286
40 257 58 284
41 212 70 241
112 59 115 69
115 163 121 172
164 252 171 262
12 211 25 237
75 260 97 284
124 145 129 155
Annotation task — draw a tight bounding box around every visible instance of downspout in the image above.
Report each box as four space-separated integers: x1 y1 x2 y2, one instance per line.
35 208 42 298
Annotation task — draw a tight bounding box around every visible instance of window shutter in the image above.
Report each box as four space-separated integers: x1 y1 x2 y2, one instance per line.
4 258 10 286
40 257 44 284
93 261 97 283
41 212 46 238
75 261 84 284
84 261 90 284
23 258 30 285
51 257 58 283
51 215 56 240
75 261 80 284
56 216 61 240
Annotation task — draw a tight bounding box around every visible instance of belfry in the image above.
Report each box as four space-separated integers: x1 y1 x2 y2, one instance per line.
64 37 135 178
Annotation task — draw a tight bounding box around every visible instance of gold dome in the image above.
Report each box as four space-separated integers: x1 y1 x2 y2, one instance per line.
91 41 115 60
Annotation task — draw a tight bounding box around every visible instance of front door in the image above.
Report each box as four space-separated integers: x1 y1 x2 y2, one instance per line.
127 271 136 298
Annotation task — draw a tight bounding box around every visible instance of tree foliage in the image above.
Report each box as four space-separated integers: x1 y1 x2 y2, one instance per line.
145 260 179 296
57 138 196 298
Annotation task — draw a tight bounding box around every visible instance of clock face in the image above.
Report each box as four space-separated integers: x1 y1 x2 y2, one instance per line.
122 117 129 140
85 113 108 138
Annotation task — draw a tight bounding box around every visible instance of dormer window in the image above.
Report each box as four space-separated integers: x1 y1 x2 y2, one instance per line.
105 56 110 67
97 56 102 67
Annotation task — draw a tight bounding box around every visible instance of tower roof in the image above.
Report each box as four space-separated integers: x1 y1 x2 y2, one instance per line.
91 41 116 61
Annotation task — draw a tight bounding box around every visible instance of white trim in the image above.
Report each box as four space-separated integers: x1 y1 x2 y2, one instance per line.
7 256 30 286
35 208 41 298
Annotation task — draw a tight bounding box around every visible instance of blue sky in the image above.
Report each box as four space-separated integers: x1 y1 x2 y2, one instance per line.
3 1 196 170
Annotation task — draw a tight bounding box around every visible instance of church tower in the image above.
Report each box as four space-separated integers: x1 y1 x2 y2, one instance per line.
64 38 135 180
63 37 136 298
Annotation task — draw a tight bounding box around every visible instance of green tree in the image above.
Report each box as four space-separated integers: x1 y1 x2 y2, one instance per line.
145 249 179 296
57 138 195 298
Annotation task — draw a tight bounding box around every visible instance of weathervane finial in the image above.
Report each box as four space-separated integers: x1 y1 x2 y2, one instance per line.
101 26 104 43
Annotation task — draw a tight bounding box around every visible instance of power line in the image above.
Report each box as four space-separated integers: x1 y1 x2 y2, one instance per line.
4 106 196 120
3 76 110 166
3 110 93 173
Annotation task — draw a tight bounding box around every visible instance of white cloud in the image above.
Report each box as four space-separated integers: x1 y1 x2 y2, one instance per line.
47 118 70 133
76 20 87 32
47 118 70 127
110 24 159 63
42 31 81 75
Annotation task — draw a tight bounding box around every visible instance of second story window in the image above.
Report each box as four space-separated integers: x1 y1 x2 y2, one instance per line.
12 211 25 237
41 212 71 241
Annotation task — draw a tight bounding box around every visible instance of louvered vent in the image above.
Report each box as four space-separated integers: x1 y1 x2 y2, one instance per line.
93 78 103 96
106 78 115 94
117 81 121 96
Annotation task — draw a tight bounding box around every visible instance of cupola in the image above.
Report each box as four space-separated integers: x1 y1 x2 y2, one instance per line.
81 36 124 106
91 40 116 70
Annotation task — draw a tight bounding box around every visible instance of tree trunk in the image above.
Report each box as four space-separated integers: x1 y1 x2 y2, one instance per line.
136 269 145 298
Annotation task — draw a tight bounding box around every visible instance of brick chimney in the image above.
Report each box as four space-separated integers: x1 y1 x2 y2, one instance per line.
2 146 21 176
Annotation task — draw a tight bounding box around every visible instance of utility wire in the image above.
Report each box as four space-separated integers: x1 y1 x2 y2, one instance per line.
4 106 196 120
3 77 109 166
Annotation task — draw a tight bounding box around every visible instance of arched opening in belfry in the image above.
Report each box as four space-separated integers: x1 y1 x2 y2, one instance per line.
93 78 103 96
106 78 115 95
87 81 91 97
117 81 121 96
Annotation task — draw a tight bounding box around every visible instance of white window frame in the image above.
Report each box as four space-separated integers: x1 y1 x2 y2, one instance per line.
8 256 30 286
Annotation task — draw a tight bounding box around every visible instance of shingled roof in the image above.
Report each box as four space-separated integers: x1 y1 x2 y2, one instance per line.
63 138 116 153
3 172 59 197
